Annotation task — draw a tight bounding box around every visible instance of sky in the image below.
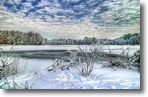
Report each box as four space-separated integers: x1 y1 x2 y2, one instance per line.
0 0 140 39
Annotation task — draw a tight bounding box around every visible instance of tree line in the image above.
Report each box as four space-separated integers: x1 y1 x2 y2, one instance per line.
109 33 140 45
0 30 140 45
0 30 45 45
46 33 140 45
47 37 98 45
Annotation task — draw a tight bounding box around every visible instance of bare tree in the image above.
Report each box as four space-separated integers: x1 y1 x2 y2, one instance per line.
78 45 104 77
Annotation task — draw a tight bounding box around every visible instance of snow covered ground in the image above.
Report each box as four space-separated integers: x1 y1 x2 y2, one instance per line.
0 60 140 89
30 65 140 89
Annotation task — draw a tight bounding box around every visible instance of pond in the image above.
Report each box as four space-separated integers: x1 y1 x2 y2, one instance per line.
0 45 140 73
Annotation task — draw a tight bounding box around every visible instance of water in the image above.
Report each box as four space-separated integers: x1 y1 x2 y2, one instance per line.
19 58 55 73
0 45 140 73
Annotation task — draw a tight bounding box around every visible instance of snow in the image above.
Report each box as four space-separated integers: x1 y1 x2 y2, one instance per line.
0 45 140 57
0 61 140 89
0 45 140 89
0 45 79 51
0 45 140 51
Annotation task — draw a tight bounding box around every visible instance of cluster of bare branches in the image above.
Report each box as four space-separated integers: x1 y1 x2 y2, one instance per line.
0 47 27 80
103 45 131 69
0 46 30 89
78 44 134 76
0 77 34 89
45 59 63 71
78 45 104 77
45 57 77 72
45 45 104 77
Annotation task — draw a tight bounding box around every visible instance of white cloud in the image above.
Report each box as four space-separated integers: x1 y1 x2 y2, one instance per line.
36 0 51 7
22 2 32 7
62 0 80 3
0 0 140 39
12 0 22 5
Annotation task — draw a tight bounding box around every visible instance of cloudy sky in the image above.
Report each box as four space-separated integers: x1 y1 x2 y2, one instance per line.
0 0 140 39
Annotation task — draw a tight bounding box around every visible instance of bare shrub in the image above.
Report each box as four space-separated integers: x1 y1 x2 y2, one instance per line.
21 81 35 89
0 47 27 80
0 77 34 89
103 45 131 69
45 57 78 72
78 45 104 77
3 76 21 89
130 50 140 70
44 59 63 71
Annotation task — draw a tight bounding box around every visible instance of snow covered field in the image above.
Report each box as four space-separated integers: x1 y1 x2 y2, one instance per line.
0 45 140 89
0 61 140 89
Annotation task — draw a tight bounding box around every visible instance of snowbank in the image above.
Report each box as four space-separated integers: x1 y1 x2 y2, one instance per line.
0 63 140 89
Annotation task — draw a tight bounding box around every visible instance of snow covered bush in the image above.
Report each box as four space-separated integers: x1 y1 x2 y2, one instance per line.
0 47 27 80
45 57 77 72
104 45 130 69
0 53 18 79
78 45 103 77
130 50 140 69
100 45 135 71
0 77 34 89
